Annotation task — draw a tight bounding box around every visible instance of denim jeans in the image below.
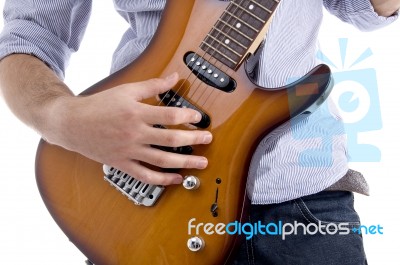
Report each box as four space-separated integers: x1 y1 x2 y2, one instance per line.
229 191 367 265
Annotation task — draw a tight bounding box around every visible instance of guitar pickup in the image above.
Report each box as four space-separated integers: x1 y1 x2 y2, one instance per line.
184 52 236 93
159 90 210 128
151 144 193 155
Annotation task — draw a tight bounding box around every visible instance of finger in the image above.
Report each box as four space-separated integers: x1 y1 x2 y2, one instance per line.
138 146 208 170
122 160 183 186
141 125 212 147
140 104 202 125
130 72 179 101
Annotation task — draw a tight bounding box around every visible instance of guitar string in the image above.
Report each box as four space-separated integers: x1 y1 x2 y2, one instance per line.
157 0 272 123
168 0 250 109
155 0 244 110
192 0 252 107
169 0 244 110
111 2 275 183
199 0 280 107
139 1 278 185
109 0 258 204
191 0 256 105
179 0 274 108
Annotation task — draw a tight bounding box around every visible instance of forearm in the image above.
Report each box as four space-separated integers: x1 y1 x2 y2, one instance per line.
0 54 73 140
0 54 211 185
371 0 400 16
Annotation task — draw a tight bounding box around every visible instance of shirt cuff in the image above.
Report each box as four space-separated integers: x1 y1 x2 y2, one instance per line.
0 19 72 79
346 0 398 31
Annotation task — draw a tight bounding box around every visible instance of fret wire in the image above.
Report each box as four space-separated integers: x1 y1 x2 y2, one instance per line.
211 27 247 49
203 0 280 68
201 41 238 64
217 19 253 41
224 10 259 33
205 34 243 57
231 2 265 23
249 0 272 13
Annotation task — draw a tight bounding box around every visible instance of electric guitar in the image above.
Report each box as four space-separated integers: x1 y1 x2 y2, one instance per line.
35 0 333 264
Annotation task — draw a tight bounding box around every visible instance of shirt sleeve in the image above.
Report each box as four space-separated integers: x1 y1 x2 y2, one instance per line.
323 0 398 31
0 0 92 79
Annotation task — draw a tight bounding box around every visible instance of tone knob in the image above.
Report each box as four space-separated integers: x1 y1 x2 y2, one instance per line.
187 236 205 252
182 176 200 190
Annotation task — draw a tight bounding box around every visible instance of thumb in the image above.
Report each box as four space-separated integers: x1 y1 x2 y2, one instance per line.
131 72 179 101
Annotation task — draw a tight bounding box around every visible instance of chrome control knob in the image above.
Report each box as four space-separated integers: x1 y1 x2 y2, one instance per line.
187 236 205 252
183 176 200 190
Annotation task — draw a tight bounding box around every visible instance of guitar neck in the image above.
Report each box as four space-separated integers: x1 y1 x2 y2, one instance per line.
200 0 280 70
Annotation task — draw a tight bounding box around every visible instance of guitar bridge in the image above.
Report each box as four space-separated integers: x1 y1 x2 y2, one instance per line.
103 165 164 207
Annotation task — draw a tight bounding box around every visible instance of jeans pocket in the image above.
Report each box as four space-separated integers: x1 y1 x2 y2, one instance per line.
294 191 361 229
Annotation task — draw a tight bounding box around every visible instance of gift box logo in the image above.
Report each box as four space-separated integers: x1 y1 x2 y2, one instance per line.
290 38 382 167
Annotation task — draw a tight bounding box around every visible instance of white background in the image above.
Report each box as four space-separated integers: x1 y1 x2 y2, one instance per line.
0 1 399 264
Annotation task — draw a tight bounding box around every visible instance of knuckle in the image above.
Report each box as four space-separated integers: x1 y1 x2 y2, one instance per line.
182 158 192 169
118 106 136 123
121 129 140 143
165 134 180 147
149 77 161 85
125 123 148 142
195 132 204 144
126 107 139 120
159 178 172 186
154 156 168 168
137 171 152 184
148 78 164 90
164 109 180 124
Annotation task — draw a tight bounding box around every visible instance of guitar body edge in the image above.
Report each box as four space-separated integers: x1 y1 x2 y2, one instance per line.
35 0 332 264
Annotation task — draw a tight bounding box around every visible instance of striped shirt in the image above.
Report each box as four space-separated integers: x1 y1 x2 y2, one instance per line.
0 0 396 204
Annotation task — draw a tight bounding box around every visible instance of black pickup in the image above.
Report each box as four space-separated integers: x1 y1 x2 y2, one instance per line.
159 90 211 129
184 52 236 92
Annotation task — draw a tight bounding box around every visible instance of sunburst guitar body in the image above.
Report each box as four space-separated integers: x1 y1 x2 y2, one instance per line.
35 0 333 264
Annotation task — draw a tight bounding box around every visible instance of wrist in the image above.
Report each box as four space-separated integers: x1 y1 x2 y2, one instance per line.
370 0 400 16
40 94 80 149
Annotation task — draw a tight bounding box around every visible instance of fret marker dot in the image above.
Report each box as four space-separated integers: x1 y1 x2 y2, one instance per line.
249 4 254 10
224 39 230 45
213 73 219 78
236 23 241 28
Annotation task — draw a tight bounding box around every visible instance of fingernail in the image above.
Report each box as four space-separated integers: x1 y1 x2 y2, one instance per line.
194 112 202 122
196 158 208 169
166 72 177 80
203 133 212 144
172 177 182 184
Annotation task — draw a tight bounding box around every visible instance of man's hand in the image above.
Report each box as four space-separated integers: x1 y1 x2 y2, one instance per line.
49 73 212 185
370 0 400 17
0 55 211 186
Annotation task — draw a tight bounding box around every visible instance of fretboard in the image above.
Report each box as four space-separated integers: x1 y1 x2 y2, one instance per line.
200 0 280 70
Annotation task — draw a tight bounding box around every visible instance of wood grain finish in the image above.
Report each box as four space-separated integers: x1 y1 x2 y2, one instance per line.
35 0 332 264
